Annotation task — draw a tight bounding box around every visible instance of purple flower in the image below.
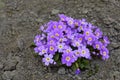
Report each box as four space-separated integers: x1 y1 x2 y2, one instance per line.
42 54 54 66
102 36 110 46
74 19 80 27
48 44 57 55
72 54 78 62
39 25 44 31
94 28 103 39
47 32 56 40
101 44 106 50
57 21 66 31
63 46 72 53
46 21 58 32
77 21 87 32
80 18 87 25
80 46 91 59
34 47 39 53
34 46 42 53
64 27 73 38
75 68 81 74
100 48 109 60
58 37 67 43
53 29 63 40
47 39 56 45
87 23 94 29
62 53 75 66
72 40 83 47
38 46 48 56
34 35 42 46
85 35 95 45
66 17 74 28
57 42 65 52
74 49 81 58
93 41 102 50
58 14 67 21
78 25 84 32
75 34 84 43
83 28 93 37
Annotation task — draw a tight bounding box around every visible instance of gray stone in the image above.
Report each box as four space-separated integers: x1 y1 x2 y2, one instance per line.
2 70 18 80
51 9 59 15
110 71 120 80
2 71 13 80
110 42 120 48
74 75 81 80
58 67 66 75
0 62 3 70
36 18 43 23
0 0 5 9
17 38 25 51
83 9 89 14
113 71 120 80
4 59 18 71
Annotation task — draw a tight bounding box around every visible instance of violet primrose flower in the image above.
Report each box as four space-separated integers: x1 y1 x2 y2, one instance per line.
34 14 110 74
42 54 54 66
62 53 75 66
75 68 81 74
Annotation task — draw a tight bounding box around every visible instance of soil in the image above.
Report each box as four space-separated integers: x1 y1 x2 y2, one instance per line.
0 0 120 80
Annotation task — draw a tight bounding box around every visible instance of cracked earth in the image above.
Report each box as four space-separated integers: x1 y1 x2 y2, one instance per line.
0 0 120 80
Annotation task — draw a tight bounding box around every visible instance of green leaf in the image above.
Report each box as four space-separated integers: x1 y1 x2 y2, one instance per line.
71 63 77 71
80 63 85 69
30 42 36 47
82 59 89 65
54 53 60 61
56 60 62 66
32 52 39 58
77 58 81 63
79 59 90 69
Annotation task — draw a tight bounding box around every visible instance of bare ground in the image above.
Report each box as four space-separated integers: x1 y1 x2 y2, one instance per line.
0 0 120 80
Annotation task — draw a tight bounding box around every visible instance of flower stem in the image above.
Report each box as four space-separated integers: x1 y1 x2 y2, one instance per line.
75 62 79 68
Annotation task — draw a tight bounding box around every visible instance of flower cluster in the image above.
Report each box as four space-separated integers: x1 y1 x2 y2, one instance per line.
34 14 110 74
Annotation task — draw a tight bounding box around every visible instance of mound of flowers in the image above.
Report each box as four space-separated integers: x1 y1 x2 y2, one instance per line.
34 14 110 74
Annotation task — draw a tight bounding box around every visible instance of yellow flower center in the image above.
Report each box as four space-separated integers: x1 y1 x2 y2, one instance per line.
59 45 63 49
66 49 70 53
81 22 85 24
58 25 62 29
66 56 70 61
80 26 83 30
76 42 79 46
59 38 63 42
96 33 99 36
96 44 99 49
42 50 46 53
88 37 92 41
86 31 89 36
36 38 40 42
102 46 105 49
50 40 54 44
103 51 106 56
55 33 59 37
50 46 54 51
46 58 50 62
53 25 57 29
82 50 86 54
69 20 73 25
61 18 64 21
76 52 80 55
51 35 55 38
75 22 78 26
79 38 82 41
